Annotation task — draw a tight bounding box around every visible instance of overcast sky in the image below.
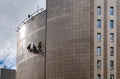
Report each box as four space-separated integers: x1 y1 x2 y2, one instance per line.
0 0 46 69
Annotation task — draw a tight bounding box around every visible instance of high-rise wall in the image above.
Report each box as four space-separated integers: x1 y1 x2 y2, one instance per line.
16 11 46 79
117 0 120 79
17 0 120 79
17 0 95 78
94 0 117 79
46 0 94 79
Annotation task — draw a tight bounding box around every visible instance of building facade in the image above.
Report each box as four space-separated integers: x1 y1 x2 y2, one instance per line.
17 0 120 79
0 68 16 79
17 11 46 79
94 0 117 79
46 0 94 79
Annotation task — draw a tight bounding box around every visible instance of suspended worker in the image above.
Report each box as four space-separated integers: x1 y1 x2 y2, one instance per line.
38 41 42 51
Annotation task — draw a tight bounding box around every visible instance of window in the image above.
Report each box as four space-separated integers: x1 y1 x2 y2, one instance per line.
110 7 114 15
97 60 101 69
97 6 101 15
110 33 114 42
110 75 114 79
97 33 101 42
110 61 114 70
97 74 101 79
110 20 114 29
97 19 101 28
97 47 101 56
110 47 114 56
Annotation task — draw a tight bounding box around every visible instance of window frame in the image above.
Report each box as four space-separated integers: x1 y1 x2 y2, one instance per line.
97 19 101 28
97 47 101 56
110 60 114 70
97 6 101 15
110 33 114 42
110 7 114 15
97 74 101 79
110 20 114 29
97 33 101 42
110 47 114 56
97 60 101 69
110 74 114 79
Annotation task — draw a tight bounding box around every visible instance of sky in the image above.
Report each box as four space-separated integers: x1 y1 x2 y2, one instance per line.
0 0 46 69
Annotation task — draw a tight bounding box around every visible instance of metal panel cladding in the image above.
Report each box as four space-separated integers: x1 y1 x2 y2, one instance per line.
46 0 94 79
17 11 46 79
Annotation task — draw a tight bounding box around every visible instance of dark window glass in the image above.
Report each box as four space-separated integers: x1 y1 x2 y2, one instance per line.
110 20 114 29
110 7 114 15
110 61 114 70
97 19 101 28
97 47 101 56
110 47 114 56
110 75 114 79
97 33 101 42
97 74 101 79
97 6 101 15
97 60 101 69
110 33 114 42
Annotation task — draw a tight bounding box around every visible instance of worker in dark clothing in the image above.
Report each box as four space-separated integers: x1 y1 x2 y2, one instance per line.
27 44 32 52
38 41 42 52
33 44 38 53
